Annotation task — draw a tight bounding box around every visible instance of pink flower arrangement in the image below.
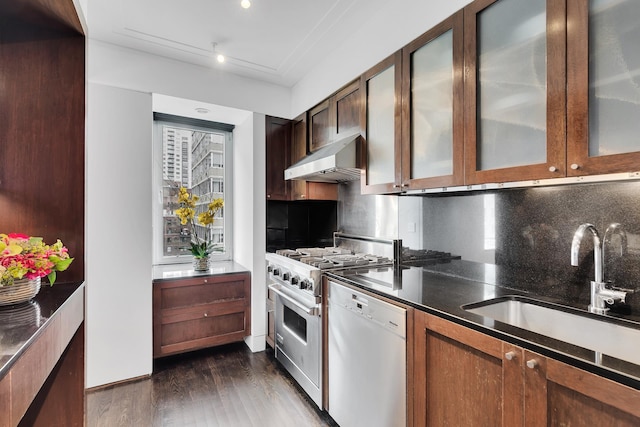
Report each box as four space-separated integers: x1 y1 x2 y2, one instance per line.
0 233 73 286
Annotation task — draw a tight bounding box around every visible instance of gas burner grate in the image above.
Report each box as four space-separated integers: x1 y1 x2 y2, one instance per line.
357 254 393 264
322 254 371 267
296 247 334 257
275 249 303 259
300 256 336 269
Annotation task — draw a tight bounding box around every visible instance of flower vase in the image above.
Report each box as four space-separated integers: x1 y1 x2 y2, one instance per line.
193 256 210 271
0 277 41 306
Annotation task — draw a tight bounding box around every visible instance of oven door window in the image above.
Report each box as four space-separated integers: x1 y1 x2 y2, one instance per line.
283 304 307 343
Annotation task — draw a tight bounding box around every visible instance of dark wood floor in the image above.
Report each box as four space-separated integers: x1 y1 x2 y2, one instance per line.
86 342 338 427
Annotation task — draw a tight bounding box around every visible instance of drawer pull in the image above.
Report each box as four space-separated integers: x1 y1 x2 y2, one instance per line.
526 359 538 369
505 351 517 361
204 312 208 317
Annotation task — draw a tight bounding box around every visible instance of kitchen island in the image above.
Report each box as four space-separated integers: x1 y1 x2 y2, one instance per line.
0 282 84 427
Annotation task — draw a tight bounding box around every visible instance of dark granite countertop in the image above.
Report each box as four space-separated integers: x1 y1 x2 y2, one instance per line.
326 260 640 390
0 282 84 381
152 261 250 282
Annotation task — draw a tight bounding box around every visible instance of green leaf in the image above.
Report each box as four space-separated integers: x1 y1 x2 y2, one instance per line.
55 257 74 272
47 270 57 286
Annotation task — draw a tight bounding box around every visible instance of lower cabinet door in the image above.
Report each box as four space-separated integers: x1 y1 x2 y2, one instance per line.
413 311 640 427
523 350 640 426
413 312 514 426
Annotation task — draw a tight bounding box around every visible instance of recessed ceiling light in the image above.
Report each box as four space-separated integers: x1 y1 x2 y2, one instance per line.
216 54 226 63
241 0 251 9
195 107 210 114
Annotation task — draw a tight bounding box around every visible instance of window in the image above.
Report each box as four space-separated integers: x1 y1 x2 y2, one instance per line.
152 113 234 264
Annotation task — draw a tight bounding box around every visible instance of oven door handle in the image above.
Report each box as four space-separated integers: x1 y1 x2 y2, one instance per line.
269 284 320 316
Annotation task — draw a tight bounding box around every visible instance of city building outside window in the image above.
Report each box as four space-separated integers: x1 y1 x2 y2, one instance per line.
152 113 234 264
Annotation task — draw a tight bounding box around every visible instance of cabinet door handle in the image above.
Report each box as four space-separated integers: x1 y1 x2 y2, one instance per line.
570 163 580 170
393 184 400 188
505 351 517 361
526 359 538 369
548 166 557 172
204 312 208 317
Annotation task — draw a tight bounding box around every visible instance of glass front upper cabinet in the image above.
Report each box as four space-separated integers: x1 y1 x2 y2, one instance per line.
567 0 640 175
361 51 402 194
464 0 566 184
401 11 464 189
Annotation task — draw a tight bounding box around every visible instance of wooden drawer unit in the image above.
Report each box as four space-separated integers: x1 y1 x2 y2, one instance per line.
153 272 251 358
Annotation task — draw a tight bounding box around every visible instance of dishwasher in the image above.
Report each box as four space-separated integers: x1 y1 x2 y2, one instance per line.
327 279 406 427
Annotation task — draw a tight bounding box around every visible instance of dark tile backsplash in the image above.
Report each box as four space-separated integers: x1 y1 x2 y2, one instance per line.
416 180 640 314
266 200 337 252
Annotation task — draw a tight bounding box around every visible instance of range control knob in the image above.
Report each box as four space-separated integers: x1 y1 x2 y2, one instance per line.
267 265 273 273
291 276 299 285
300 279 313 291
273 268 280 276
282 272 290 281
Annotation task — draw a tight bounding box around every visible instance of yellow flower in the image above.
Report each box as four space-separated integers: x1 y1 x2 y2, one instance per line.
176 188 224 257
208 198 224 212
175 207 194 225
198 211 214 226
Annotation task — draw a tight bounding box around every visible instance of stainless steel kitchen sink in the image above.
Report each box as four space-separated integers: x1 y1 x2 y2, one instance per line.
462 296 640 366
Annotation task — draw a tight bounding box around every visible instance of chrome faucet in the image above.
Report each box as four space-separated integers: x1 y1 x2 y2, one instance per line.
603 222 627 282
570 223 627 314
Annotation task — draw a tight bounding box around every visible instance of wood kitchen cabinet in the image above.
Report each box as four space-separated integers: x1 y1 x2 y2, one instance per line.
290 112 338 201
308 79 362 153
309 99 332 152
412 311 640 426
463 0 567 184
361 13 464 195
153 272 251 358
400 11 464 190
266 116 292 201
523 349 640 426
333 80 362 142
566 0 640 176
361 51 403 195
266 114 338 201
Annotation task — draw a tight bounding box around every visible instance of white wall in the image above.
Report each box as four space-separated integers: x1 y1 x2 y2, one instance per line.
89 40 291 118
290 0 472 116
86 83 153 388
233 113 267 352
86 42 275 387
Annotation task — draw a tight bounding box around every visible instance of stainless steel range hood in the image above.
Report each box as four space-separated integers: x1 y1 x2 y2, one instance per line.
284 134 361 183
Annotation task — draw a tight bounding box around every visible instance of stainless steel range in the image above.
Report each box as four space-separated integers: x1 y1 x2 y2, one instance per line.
265 233 399 409
265 232 461 410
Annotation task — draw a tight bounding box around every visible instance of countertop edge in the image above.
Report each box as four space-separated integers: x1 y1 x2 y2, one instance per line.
0 282 85 382
152 261 250 282
325 271 640 391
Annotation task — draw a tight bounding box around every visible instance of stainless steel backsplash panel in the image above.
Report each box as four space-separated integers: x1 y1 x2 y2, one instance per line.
338 181 398 239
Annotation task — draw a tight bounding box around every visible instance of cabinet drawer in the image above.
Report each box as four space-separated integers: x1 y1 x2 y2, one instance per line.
153 272 251 358
158 275 247 310
161 299 247 324
159 311 247 357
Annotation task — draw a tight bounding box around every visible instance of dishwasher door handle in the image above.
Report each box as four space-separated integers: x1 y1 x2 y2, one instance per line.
269 284 319 316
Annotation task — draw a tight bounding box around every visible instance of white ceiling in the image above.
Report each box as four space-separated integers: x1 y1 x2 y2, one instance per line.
87 0 386 88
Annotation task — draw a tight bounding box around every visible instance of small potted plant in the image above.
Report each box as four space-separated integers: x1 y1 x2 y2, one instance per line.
0 233 73 305
175 187 224 271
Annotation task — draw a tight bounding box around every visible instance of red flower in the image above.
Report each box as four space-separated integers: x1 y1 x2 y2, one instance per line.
7 233 29 240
